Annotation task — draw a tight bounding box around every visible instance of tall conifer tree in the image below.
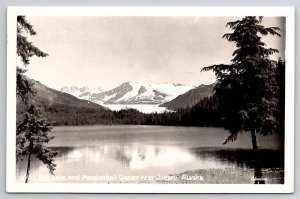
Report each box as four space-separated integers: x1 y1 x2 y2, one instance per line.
202 16 281 183
16 16 58 183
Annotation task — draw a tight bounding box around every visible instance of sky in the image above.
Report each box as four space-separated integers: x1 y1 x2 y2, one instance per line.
23 16 285 91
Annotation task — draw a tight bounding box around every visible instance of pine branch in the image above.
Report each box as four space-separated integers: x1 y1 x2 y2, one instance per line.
17 16 36 35
17 35 48 66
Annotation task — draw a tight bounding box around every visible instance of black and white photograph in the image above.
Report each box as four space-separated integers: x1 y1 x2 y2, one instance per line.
6 7 294 193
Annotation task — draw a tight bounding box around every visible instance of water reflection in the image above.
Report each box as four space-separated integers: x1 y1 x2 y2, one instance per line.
189 148 284 169
16 126 284 183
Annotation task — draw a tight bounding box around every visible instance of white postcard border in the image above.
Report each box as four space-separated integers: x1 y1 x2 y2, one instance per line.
6 6 295 193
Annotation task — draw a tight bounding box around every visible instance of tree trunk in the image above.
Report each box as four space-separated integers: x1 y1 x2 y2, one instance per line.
251 129 265 184
25 142 32 183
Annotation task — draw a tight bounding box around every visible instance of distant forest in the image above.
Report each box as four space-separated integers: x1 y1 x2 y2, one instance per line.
18 95 220 127
16 60 284 130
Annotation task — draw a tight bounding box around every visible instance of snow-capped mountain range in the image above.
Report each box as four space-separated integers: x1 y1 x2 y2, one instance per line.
61 86 102 101
61 81 195 105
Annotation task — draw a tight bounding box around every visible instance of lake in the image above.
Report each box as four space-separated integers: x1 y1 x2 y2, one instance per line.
16 125 284 183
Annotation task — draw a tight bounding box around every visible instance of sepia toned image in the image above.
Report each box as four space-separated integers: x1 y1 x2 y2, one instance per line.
6 7 294 193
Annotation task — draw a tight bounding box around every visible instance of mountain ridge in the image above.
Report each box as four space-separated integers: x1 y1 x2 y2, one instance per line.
159 83 215 110
61 81 195 105
61 86 102 100
17 77 110 125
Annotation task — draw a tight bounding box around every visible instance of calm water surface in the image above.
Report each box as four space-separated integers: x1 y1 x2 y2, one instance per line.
16 125 283 183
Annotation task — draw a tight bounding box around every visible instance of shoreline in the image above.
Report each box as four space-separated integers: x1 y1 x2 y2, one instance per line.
17 167 284 184
137 167 284 184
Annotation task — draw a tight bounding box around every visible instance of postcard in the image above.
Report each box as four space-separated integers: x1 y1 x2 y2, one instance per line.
6 6 294 193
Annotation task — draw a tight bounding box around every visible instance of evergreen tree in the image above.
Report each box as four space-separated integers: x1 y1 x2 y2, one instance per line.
17 106 57 183
202 16 281 183
17 16 48 103
16 16 57 183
